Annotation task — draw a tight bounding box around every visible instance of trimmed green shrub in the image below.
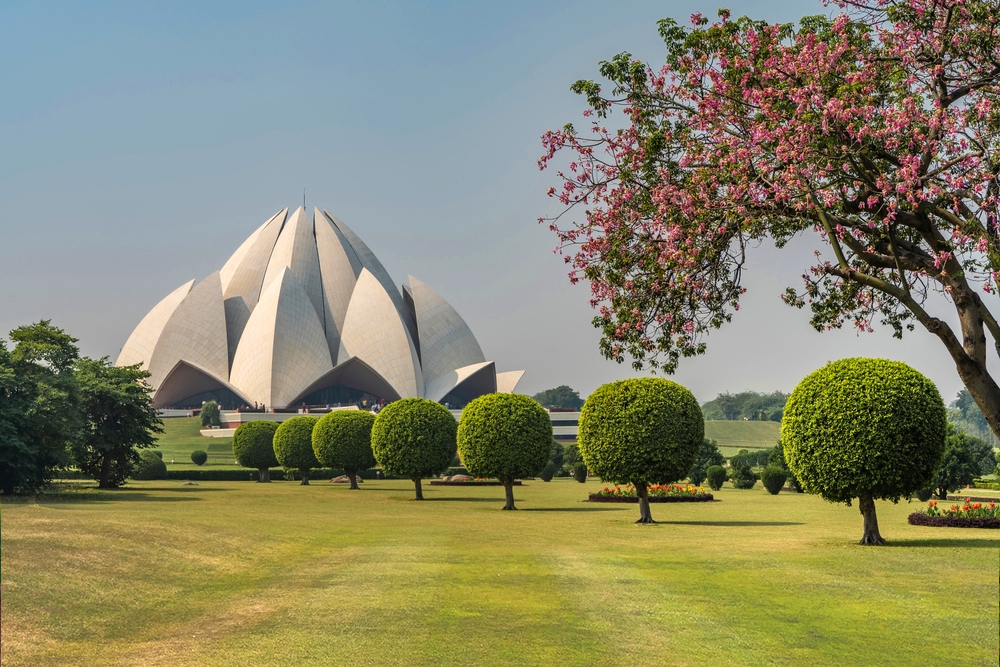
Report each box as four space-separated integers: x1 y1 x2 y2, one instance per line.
273 416 320 485
782 358 947 545
457 393 552 510
730 461 758 489
232 420 280 482
190 450 208 466
312 410 376 490
540 462 558 482
761 466 787 495
200 400 221 427
688 439 724 486
132 450 167 480
706 465 727 491
371 398 457 500
915 487 934 502
768 442 802 492
578 378 703 523
550 441 565 468
152 450 163 459
572 462 588 483
933 425 991 499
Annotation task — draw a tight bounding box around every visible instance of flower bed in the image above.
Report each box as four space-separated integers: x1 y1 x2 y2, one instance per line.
908 499 1000 529
588 484 715 503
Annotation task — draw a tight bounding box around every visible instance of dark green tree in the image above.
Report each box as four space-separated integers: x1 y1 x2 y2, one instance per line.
700 391 789 421
578 378 704 523
371 398 457 500
190 450 208 466
0 321 82 495
531 385 584 409
550 440 565 468
564 443 581 466
273 416 320 485
312 410 376 490
769 442 802 492
688 439 725 485
457 393 552 510
706 465 727 491
232 420 280 482
200 400 221 427
74 358 163 489
783 358 946 545
932 425 991 499
761 467 787 495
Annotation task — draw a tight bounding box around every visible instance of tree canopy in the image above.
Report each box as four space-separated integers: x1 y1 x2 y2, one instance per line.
232 420 280 482
530 385 584 409
312 410 376 490
540 0 1000 442
782 358 946 544
273 416 320 484
371 398 457 500
74 357 162 489
0 321 81 494
701 391 788 421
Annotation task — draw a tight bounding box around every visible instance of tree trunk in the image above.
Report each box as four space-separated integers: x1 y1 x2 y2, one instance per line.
98 453 112 489
2 480 14 495
858 495 886 545
258 467 271 483
635 481 655 524
300 468 310 486
502 479 516 510
413 477 423 500
347 468 359 490
937 486 948 500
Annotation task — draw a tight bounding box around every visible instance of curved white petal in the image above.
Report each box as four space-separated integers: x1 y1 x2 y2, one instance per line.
261 206 325 328
314 208 363 363
495 370 525 394
230 267 333 407
117 279 193 369
424 361 495 403
153 359 251 408
322 210 418 350
407 276 485 383
339 269 422 398
146 272 230 390
287 357 401 406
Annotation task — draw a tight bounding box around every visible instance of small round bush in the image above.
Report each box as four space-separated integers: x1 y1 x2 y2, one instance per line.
915 487 934 502
232 420 280 482
151 450 163 459
132 450 167 480
579 378 704 523
458 393 552 509
706 465 727 491
190 450 208 466
539 462 557 482
782 358 947 545
730 460 759 489
761 466 787 495
371 398 457 500
572 462 588 483
273 416 320 485
313 410 376 490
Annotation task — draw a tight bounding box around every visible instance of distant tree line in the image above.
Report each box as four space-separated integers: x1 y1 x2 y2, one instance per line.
0 321 162 494
700 391 788 422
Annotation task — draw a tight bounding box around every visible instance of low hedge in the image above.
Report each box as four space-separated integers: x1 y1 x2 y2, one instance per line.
162 468 397 481
907 512 1000 529
429 480 523 486
588 493 715 503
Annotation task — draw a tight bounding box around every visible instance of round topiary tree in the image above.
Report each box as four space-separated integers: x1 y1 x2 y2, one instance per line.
232 420 280 482
457 393 552 510
782 358 947 545
706 465 727 491
371 398 456 500
312 410 376 490
761 467 786 495
273 416 320 485
578 378 704 523
201 400 221 427
190 450 208 466
132 449 167 480
152 450 163 459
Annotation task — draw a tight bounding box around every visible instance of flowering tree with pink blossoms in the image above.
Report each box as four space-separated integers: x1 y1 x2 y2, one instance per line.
539 0 1000 439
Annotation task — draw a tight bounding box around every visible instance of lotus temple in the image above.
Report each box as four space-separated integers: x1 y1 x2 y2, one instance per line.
116 206 524 411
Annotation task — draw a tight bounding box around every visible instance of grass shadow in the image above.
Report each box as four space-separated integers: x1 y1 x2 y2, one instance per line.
423 497 503 503
1 492 202 504
887 538 1000 549
655 520 805 526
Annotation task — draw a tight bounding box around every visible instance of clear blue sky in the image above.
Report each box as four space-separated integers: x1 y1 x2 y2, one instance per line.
0 0 983 404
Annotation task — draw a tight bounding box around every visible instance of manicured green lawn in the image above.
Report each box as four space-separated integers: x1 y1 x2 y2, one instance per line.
704 420 781 455
153 417 236 468
3 478 995 666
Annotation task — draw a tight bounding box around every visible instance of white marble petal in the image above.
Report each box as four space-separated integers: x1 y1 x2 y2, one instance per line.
408 276 485 384
117 280 193 369
314 209 363 364
495 370 525 394
261 206 325 328
339 268 422 398
424 361 495 403
230 268 333 407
